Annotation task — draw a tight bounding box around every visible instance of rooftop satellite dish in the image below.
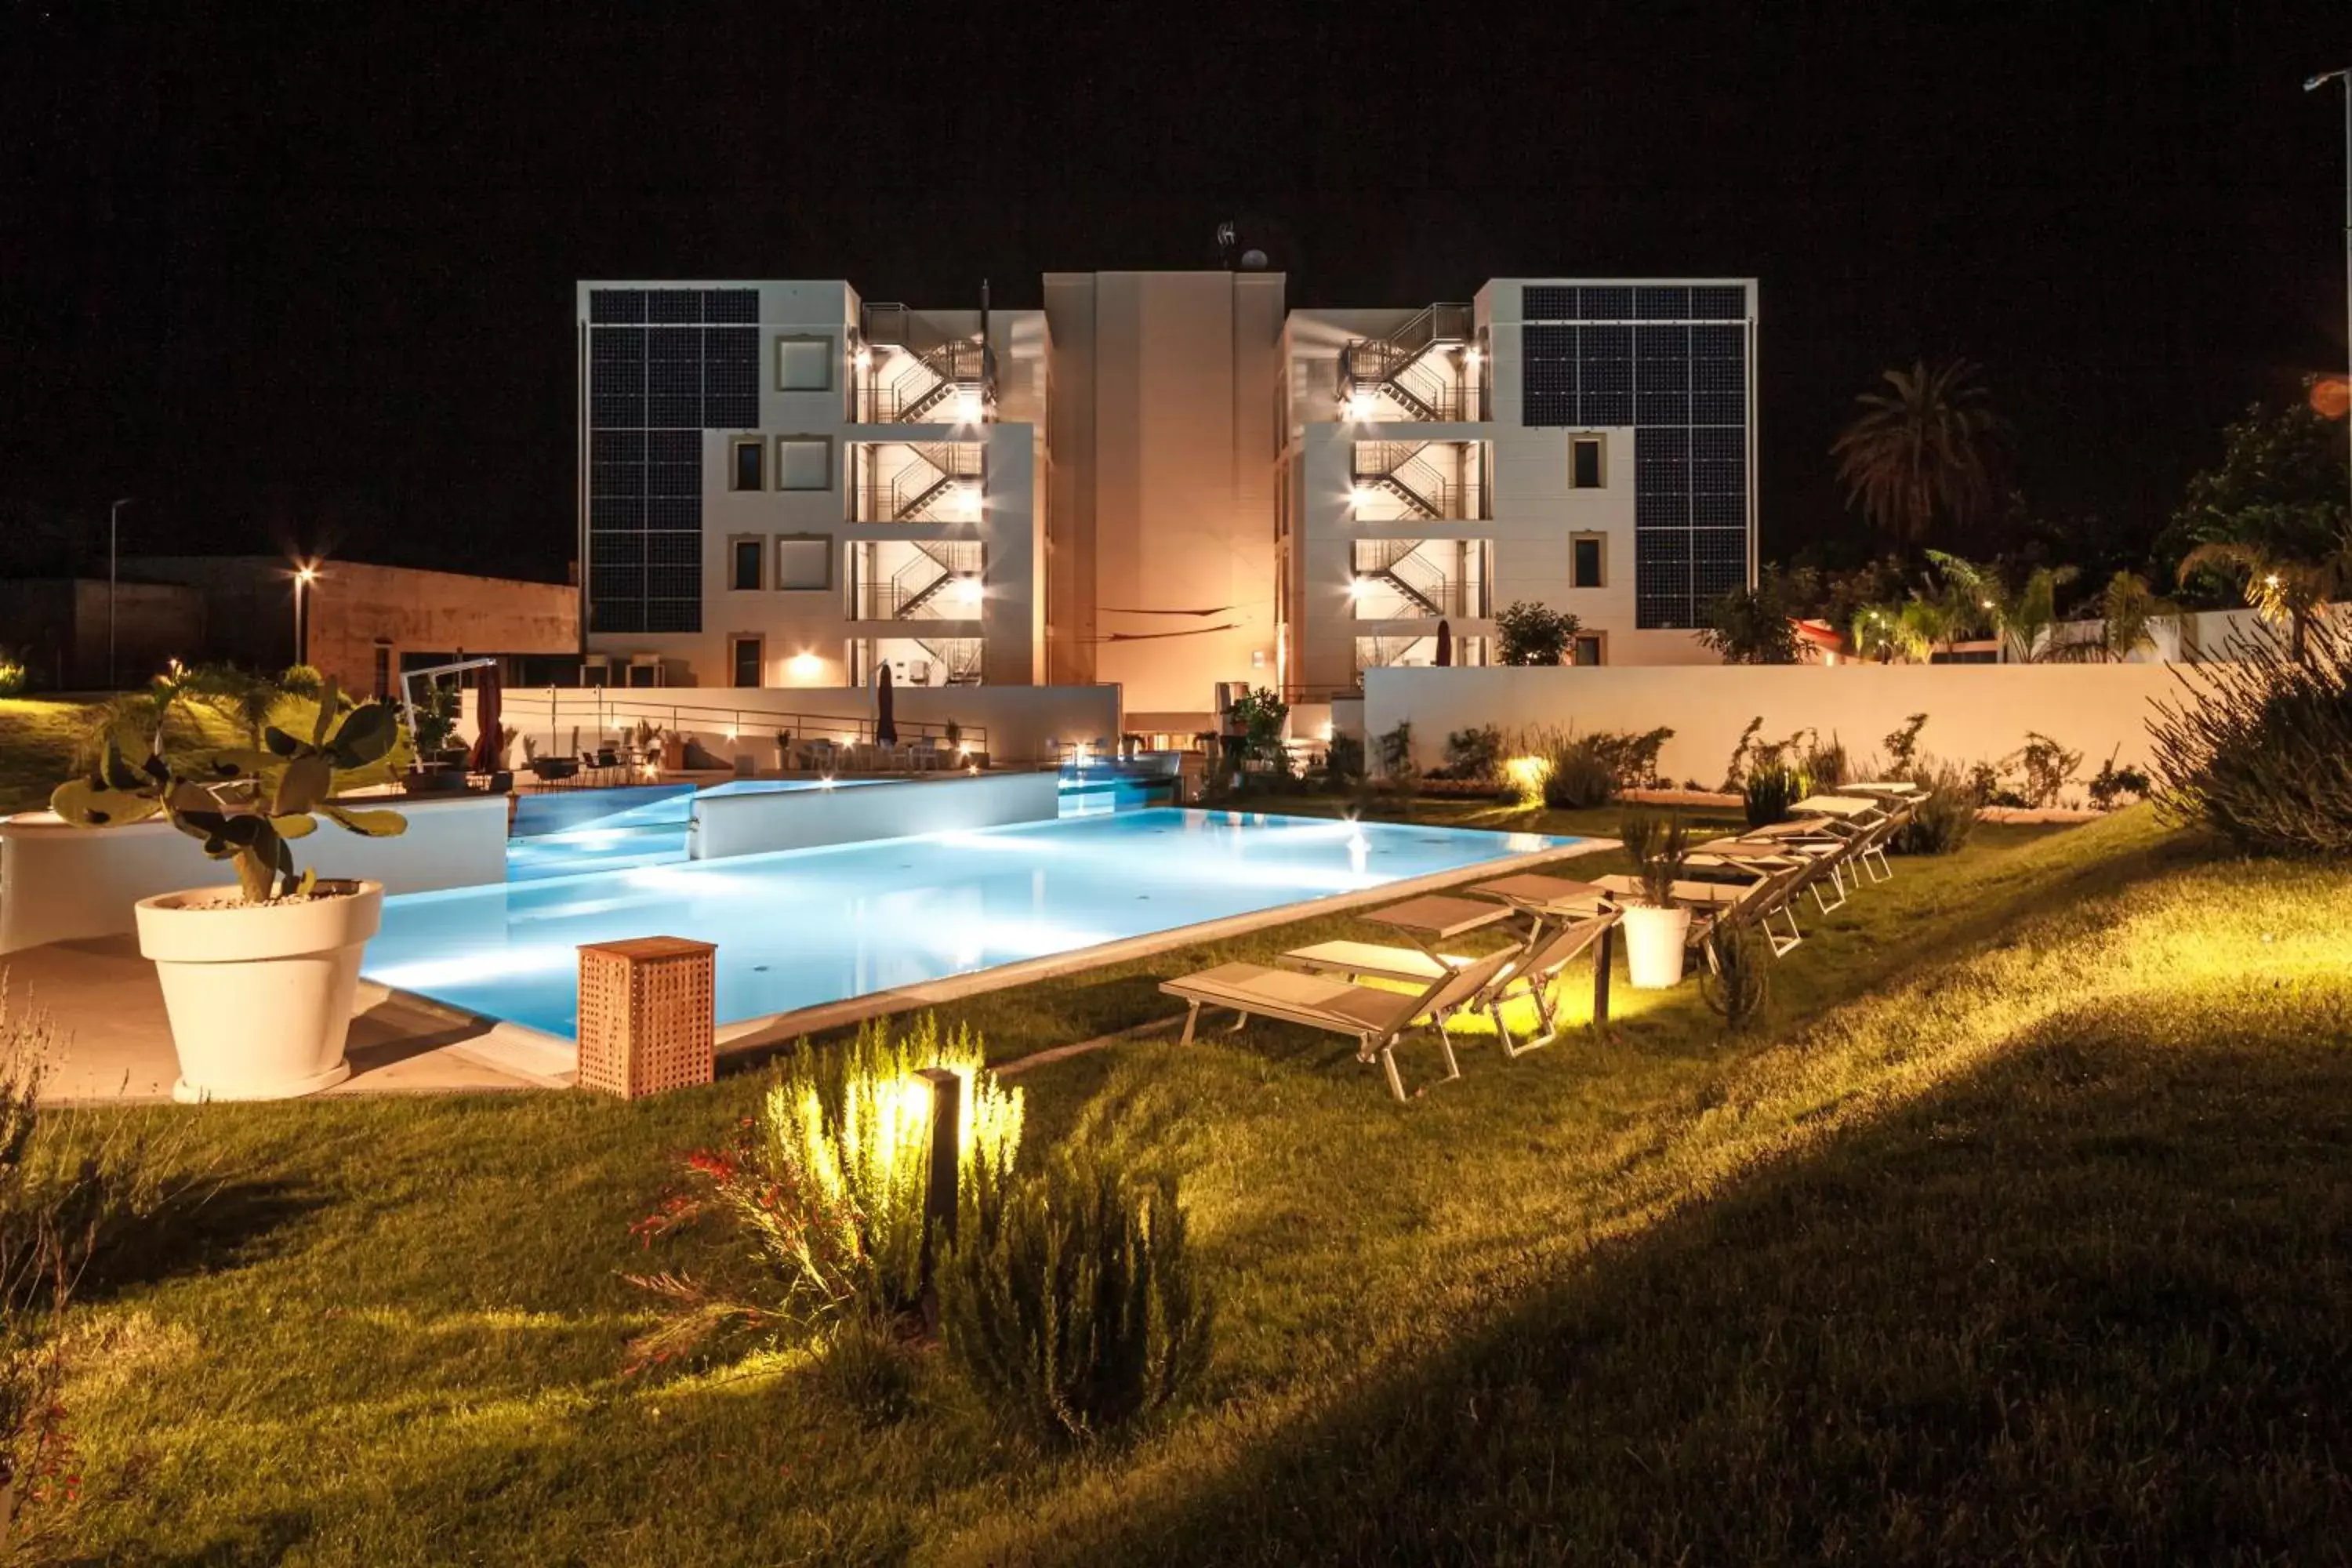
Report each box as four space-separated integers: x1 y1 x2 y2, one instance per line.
1240 249 1269 270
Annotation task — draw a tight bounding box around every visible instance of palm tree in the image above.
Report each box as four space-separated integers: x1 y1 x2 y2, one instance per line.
1923 550 2078 662
1832 359 2005 550
2093 570 2178 662
1849 596 1955 663
2176 524 2350 662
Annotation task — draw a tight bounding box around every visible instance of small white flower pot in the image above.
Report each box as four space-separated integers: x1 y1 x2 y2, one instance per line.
1621 903 1693 989
133 880 384 1102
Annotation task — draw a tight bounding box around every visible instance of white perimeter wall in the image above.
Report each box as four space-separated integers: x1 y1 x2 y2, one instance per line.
474 684 1121 766
1361 664 2191 782
691 771 1062 860
0 795 511 954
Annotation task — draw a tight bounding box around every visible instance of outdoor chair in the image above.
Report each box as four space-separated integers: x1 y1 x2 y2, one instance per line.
1160 946 1522 1102
1679 848 1811 956
1281 909 1620 1054
1789 794 1903 884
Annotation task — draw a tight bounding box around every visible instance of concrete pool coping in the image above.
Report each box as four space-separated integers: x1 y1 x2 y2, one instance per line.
399 830 1622 1086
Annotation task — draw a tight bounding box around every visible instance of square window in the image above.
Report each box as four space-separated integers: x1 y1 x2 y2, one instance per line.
730 438 764 492
1572 535 1606 590
1573 633 1604 666
777 436 832 491
729 537 763 591
731 637 764 688
1571 435 1605 489
775 535 830 590
776 336 833 391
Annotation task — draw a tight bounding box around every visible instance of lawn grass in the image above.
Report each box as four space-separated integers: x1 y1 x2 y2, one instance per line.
0 698 100 815
38 804 2352 1563
0 696 251 815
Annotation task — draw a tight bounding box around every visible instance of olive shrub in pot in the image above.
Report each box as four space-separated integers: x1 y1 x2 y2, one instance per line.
49 682 408 1101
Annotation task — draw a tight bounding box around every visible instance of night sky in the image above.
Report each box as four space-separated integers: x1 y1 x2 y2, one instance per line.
3 3 2346 586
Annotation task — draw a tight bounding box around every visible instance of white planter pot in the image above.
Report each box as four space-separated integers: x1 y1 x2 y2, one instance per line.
133 880 383 1103
1621 904 1693 989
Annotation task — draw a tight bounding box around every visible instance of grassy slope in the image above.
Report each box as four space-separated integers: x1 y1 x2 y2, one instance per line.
0 699 96 814
46 808 2352 1564
0 697 252 815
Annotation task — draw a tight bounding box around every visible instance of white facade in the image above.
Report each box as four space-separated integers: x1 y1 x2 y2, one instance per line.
579 274 1759 731
1279 280 1759 702
577 281 1046 693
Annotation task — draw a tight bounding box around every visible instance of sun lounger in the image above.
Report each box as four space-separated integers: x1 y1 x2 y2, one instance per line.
1161 946 1521 1102
1283 909 1621 1054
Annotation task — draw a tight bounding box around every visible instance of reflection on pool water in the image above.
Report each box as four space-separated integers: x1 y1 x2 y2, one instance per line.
368 808 1571 1038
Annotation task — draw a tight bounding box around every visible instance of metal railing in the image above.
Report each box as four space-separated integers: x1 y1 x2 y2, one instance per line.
855 334 995 423
849 542 982 620
851 442 985 522
1352 441 1483 519
515 688 991 760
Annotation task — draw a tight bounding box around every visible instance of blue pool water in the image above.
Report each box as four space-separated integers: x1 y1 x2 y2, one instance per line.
367 808 1570 1038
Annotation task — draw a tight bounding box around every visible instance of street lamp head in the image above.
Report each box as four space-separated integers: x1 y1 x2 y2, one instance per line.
2307 69 2350 91
296 565 319 585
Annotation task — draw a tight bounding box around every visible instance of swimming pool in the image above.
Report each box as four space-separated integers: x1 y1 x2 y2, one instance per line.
366 808 1572 1038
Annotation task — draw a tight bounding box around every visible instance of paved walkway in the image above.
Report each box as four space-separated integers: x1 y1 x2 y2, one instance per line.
5 935 562 1104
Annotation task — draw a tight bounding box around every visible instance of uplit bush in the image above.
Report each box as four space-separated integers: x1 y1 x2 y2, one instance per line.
625 1015 1023 1368
2148 617 2352 856
1439 724 1505 786
0 652 25 700
940 1152 1213 1446
1890 761 1979 855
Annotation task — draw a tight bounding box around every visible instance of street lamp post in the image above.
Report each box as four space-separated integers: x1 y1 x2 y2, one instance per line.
2310 67 2352 500
293 564 319 666
107 497 133 688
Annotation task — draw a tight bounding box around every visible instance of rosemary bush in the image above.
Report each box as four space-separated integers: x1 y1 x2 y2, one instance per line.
2148 617 2352 856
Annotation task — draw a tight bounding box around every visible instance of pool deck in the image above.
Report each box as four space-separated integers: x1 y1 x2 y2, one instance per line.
11 831 1615 1105
9 935 569 1105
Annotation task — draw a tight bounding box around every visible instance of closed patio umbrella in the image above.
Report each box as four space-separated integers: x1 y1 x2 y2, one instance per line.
466 663 503 774
875 662 898 746
1434 619 1454 667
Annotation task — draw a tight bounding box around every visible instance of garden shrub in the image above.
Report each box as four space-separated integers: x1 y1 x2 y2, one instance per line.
2086 749 2151 811
0 652 24 700
1585 726 1674 790
941 1152 1212 1446
1374 723 1418 795
2148 616 2352 856
2013 731 2082 808
1700 919 1771 1031
1439 725 1505 786
1891 761 1979 855
1742 764 1809 828
1805 734 1849 789
1542 736 1617 809
626 1015 1023 1367
1882 713 1929 774
1319 733 1366 794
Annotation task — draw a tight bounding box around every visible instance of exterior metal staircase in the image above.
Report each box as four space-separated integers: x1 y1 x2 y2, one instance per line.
1352 441 1461 520
1354 539 1449 616
858 303 995 423
889 444 984 521
1340 303 1475 423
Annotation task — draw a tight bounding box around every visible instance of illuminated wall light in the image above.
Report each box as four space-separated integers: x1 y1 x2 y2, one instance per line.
956 390 984 423
1347 576 1371 601
789 651 822 680
1350 486 1375 510
853 347 873 368
952 576 984 608
1346 391 1377 421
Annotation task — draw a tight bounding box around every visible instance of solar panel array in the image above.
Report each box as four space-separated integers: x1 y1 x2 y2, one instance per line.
1520 284 1751 629
586 288 761 633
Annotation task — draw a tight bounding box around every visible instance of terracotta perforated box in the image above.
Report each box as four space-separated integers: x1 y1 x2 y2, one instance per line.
576 936 717 1098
